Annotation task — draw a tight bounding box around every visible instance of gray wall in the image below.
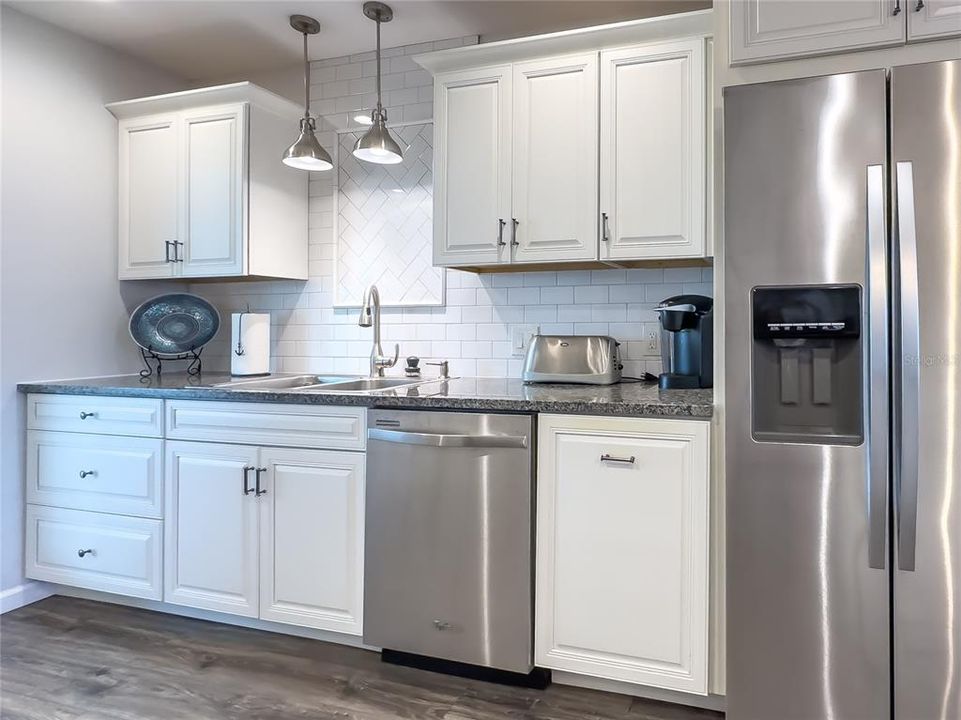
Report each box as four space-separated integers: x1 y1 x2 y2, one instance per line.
0 6 184 598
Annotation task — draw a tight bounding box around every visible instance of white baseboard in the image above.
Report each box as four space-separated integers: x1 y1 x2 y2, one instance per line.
552 671 726 712
0 581 54 614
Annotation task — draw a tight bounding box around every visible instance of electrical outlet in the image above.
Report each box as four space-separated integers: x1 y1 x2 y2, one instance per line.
511 325 540 357
647 330 660 355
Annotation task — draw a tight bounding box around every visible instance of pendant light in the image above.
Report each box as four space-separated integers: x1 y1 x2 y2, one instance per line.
282 14 333 172
353 2 403 165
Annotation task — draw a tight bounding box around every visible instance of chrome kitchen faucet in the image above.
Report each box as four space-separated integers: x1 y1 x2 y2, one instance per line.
358 284 399 378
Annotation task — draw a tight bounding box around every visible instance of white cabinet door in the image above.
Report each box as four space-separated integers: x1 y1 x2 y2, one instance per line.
536 415 711 694
600 40 705 261
118 114 179 279
180 104 247 278
511 54 598 264
164 441 259 617
259 448 365 635
433 66 512 267
908 0 961 40
730 0 905 64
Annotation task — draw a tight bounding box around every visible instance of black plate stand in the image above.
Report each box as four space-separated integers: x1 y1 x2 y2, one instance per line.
139 346 203 379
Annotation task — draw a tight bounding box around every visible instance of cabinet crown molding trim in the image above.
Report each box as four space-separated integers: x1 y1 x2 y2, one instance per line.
107 81 301 121
413 9 712 74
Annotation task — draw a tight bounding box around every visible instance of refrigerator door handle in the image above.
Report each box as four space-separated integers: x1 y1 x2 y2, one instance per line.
866 165 889 571
895 160 921 572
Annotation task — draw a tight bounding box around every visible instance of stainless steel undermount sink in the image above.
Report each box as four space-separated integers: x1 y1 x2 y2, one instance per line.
204 374 439 394
207 375 355 391
302 377 422 392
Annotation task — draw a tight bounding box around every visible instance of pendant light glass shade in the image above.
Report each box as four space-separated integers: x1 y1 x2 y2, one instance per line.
283 15 332 172
283 117 333 171
353 3 403 165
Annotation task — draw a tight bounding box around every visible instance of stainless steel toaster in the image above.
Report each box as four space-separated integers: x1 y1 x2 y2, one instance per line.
522 335 622 385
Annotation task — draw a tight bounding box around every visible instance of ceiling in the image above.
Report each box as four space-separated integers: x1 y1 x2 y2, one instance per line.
10 0 711 83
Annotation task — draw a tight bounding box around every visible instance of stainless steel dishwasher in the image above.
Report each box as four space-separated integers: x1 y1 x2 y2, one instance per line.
364 408 534 676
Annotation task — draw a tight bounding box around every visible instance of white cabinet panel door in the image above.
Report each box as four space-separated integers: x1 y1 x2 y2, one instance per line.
433 66 512 267
180 104 246 277
164 441 259 617
729 0 905 64
259 448 365 634
512 54 598 264
536 415 711 694
600 40 705 261
908 0 961 40
119 114 179 279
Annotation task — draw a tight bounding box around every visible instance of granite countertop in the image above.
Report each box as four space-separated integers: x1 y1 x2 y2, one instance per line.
18 373 713 419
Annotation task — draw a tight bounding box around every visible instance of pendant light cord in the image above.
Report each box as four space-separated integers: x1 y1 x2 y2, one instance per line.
303 31 311 120
375 16 383 115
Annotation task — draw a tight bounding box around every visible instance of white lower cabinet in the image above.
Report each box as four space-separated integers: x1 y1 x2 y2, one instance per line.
259 447 365 634
164 440 366 635
535 414 711 695
164 441 261 617
26 505 163 600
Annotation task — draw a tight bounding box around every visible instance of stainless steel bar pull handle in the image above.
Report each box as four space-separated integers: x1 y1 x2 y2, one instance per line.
165 241 173 263
255 467 267 496
896 161 921 572
242 465 255 496
600 453 635 464
894 0 902 14
865 165 889 571
368 428 528 449
601 213 610 242
915 0 924 10
497 218 506 247
174 241 184 262
510 218 519 247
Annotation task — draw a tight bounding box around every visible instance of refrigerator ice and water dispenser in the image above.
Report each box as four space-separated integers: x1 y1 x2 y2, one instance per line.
751 285 863 445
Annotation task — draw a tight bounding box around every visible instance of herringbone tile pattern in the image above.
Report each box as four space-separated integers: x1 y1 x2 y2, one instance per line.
336 123 444 308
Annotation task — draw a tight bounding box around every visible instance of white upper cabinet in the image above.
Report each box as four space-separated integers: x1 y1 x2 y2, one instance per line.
600 39 705 260
180 105 246 278
511 54 598 264
908 0 961 40
729 0 960 65
109 83 307 281
417 11 713 269
432 66 512 267
119 115 179 279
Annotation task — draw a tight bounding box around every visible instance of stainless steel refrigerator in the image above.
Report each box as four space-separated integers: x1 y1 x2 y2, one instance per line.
724 59 961 720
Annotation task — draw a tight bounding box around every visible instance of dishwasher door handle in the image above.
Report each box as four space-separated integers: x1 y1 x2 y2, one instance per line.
368 428 529 449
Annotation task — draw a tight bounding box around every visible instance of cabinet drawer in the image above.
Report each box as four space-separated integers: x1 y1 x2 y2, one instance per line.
27 394 163 438
26 431 162 518
25 505 162 600
166 401 366 450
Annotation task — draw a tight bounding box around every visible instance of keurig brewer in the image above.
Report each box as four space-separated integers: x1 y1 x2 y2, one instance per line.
656 295 713 389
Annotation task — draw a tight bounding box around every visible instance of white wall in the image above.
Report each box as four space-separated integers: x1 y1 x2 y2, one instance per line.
195 38 714 378
0 6 185 600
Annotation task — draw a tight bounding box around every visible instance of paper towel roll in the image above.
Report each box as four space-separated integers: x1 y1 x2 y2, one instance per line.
231 313 270 376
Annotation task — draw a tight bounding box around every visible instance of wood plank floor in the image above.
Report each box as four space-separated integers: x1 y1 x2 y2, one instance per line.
1 597 723 720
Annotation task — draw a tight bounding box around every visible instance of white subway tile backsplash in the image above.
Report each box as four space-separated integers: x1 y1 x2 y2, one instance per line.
193 37 712 378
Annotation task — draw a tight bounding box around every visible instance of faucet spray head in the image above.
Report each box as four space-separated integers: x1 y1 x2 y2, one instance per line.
359 305 373 327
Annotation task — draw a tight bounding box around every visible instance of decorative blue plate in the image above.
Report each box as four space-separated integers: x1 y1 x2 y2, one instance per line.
129 293 220 357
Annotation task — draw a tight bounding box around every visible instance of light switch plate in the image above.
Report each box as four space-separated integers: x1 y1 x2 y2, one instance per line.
511 325 540 357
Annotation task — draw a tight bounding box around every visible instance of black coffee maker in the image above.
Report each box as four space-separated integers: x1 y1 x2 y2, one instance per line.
656 295 713 389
